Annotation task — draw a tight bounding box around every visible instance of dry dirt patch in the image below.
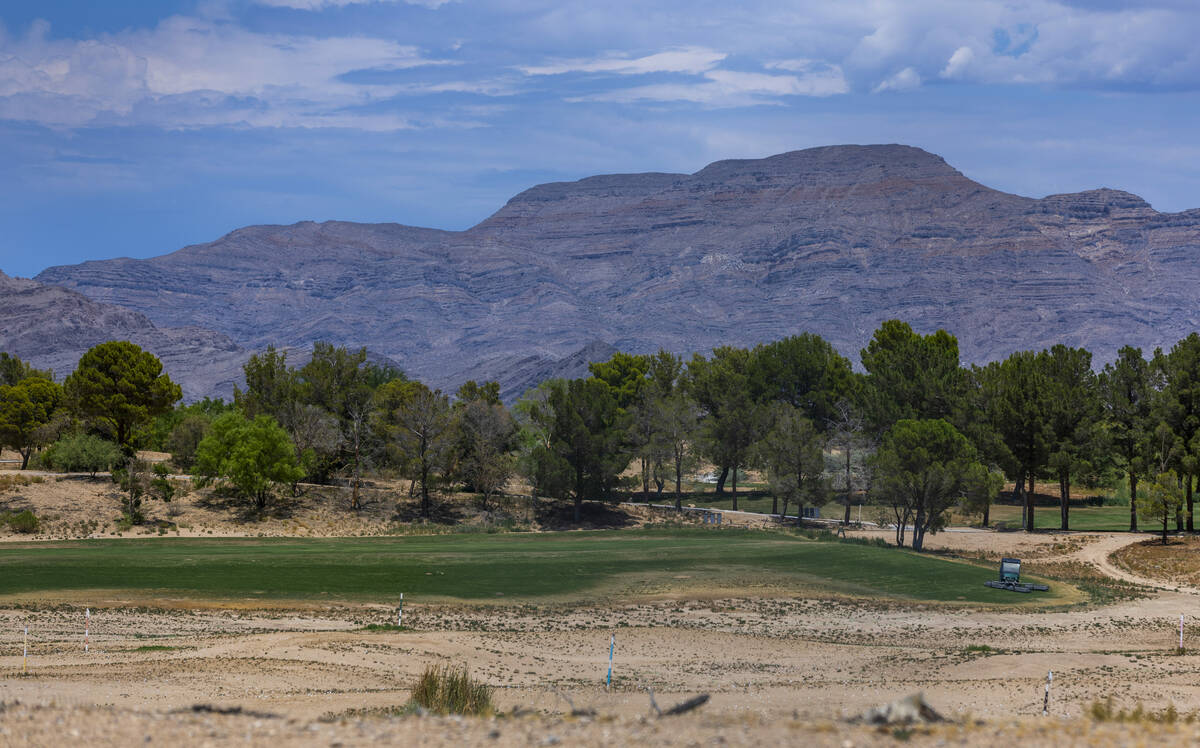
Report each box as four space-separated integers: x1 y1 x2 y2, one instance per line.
1112 536 1200 588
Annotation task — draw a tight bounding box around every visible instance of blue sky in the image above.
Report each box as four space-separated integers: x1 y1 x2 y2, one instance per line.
3 0 1200 277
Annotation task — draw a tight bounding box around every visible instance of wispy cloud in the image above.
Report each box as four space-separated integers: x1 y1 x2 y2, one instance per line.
0 16 455 129
255 0 455 9
873 66 921 93
578 66 848 106
519 47 726 76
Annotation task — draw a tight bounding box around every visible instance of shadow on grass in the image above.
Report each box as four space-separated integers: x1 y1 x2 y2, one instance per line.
391 496 469 525
534 499 639 530
192 486 302 522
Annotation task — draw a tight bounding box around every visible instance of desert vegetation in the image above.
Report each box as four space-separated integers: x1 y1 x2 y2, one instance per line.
5 321 1200 550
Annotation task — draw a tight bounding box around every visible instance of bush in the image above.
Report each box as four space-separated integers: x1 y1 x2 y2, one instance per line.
2 509 40 534
41 433 122 476
411 664 493 716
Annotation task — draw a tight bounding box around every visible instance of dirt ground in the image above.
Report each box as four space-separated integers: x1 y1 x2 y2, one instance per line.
5 463 1200 744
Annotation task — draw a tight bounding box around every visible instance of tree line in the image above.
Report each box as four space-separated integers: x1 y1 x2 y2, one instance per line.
1 321 1197 547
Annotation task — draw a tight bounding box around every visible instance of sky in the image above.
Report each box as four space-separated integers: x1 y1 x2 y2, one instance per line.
2 0 1200 278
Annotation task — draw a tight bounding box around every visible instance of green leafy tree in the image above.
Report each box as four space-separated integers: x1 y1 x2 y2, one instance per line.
748 333 855 427
1099 347 1159 532
754 402 826 520
512 381 573 503
0 377 63 468
1140 470 1186 545
41 433 122 477
1154 334 1200 531
386 383 453 517
588 352 650 412
297 342 376 424
977 352 1053 531
166 414 212 472
653 391 698 509
235 346 299 424
0 352 52 386
193 412 304 510
457 399 516 509
870 418 981 551
685 346 759 504
64 341 181 450
455 380 502 407
547 378 630 523
827 399 871 525
1042 344 1102 531
960 464 1005 525
860 320 966 433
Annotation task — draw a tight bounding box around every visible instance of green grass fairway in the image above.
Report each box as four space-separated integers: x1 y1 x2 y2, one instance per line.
0 528 1069 606
985 503 1135 531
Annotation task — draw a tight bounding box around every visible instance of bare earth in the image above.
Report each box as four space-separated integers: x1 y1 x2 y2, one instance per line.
3 466 1200 745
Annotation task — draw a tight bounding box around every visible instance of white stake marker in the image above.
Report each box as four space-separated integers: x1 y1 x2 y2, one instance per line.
1042 670 1052 716
22 627 28 674
85 608 90 653
1181 614 1185 651
397 594 404 627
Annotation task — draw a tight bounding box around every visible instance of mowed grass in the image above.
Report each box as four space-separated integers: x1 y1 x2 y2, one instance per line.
985 503 1136 531
0 528 1067 605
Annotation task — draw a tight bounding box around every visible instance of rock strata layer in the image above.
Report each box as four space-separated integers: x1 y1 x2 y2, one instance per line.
30 144 1200 398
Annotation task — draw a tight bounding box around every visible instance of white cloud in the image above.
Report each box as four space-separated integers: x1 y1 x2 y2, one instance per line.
873 66 921 93
0 16 455 129
520 47 726 76
940 46 974 78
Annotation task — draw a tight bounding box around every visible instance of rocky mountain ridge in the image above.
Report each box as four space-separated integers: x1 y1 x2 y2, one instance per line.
0 271 247 400
27 144 1200 399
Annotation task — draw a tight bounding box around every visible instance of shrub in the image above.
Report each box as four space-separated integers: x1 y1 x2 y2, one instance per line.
41 433 122 476
411 664 493 716
2 509 40 534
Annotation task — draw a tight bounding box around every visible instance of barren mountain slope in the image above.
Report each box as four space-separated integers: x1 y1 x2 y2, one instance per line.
35 144 1200 395
0 271 246 400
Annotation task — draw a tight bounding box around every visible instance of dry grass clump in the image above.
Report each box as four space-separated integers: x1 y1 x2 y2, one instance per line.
1088 697 1199 724
0 474 44 492
411 664 493 716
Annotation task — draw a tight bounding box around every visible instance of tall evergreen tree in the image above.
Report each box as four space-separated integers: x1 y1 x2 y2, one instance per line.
748 333 854 427
1041 344 1101 531
1155 334 1200 532
65 341 181 450
547 378 629 523
860 320 965 434
977 352 1053 531
1099 346 1159 532
685 347 758 506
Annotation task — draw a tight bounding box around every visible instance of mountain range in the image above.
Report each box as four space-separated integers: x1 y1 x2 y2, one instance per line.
9 143 1200 400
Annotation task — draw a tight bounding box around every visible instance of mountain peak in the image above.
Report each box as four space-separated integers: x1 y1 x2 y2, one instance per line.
691 144 962 184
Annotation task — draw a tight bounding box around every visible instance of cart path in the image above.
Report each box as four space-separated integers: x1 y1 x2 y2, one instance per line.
1071 532 1200 595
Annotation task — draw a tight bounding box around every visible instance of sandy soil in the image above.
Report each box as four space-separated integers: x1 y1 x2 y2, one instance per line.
5 469 1200 744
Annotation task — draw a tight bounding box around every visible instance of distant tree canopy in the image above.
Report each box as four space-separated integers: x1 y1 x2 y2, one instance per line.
40 316 1200 539
0 352 52 387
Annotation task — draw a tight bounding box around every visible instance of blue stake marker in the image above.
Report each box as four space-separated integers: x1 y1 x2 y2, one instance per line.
606 634 615 690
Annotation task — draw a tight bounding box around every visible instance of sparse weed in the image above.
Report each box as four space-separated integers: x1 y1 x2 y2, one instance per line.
1088 696 1196 723
0 509 40 534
